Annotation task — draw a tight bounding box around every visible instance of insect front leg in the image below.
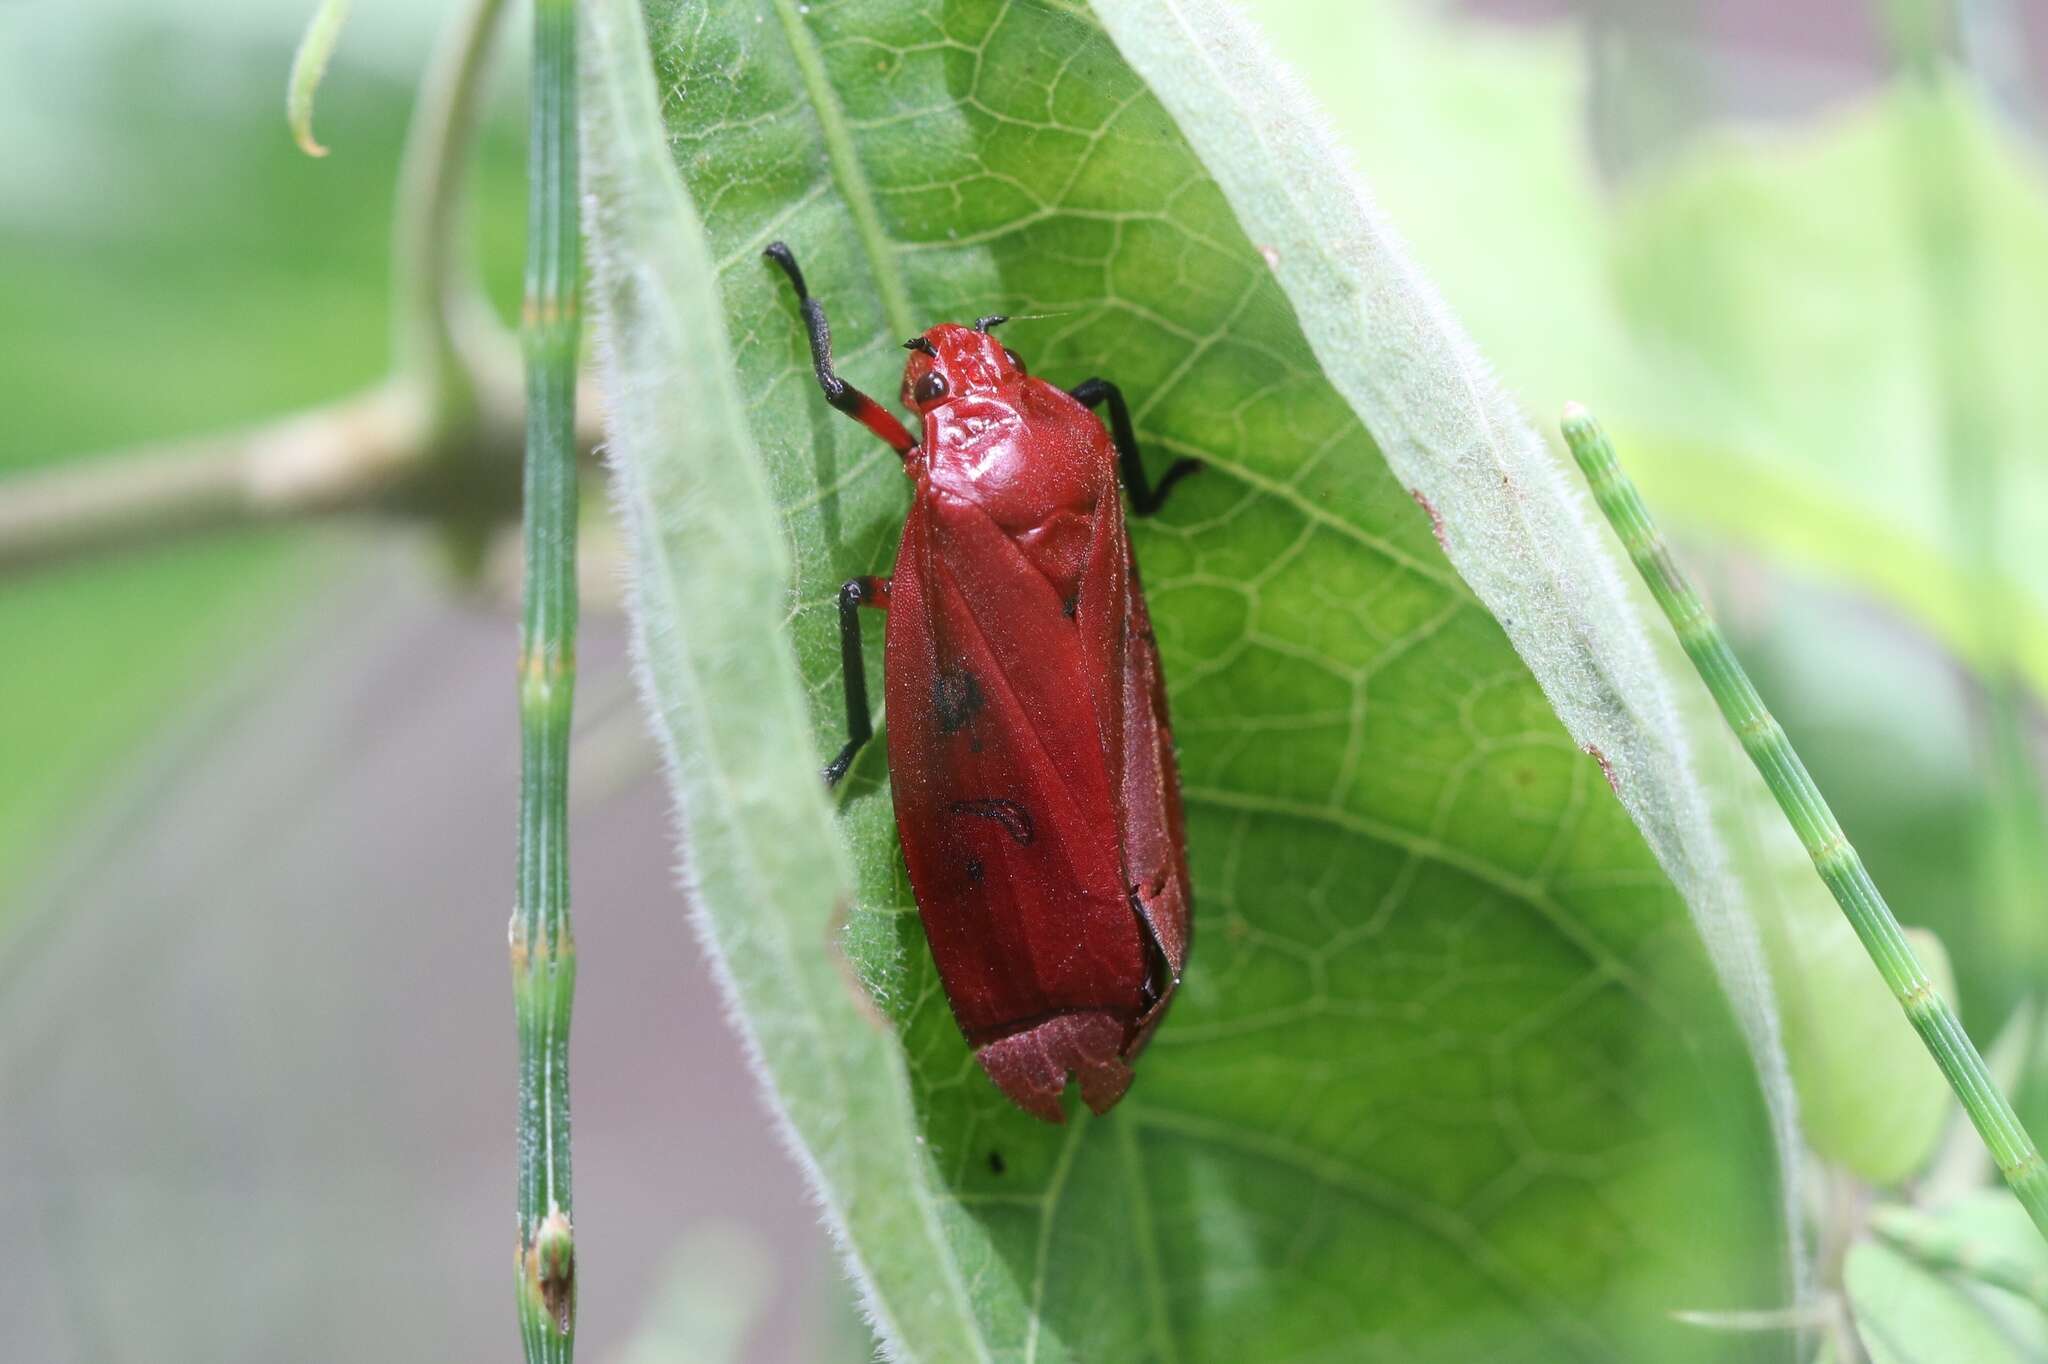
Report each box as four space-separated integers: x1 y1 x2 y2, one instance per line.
1070 378 1203 517
764 242 918 458
826 575 892 787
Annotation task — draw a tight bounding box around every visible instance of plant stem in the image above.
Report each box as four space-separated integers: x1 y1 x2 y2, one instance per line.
0 384 435 571
392 0 515 430
1871 1204 2048 1309
511 0 582 1356
1561 405 2048 1242
287 0 353 158
0 0 544 577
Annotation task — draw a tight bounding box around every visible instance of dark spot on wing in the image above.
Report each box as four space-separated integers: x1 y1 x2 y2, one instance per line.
949 798 1035 846
964 857 984 884
933 669 985 734
1061 593 1078 619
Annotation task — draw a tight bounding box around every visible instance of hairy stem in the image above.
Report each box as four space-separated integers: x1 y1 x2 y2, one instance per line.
511 0 582 1357
1562 405 2048 1242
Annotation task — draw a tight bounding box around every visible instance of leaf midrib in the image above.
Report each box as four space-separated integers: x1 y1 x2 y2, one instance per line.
771 0 919 341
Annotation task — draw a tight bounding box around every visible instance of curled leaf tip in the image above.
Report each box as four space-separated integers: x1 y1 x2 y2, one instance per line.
287 0 354 158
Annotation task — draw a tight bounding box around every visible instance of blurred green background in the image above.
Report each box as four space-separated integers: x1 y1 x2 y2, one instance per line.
2 0 2043 1359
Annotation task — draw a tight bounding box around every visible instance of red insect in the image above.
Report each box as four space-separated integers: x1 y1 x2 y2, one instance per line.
766 243 1198 1123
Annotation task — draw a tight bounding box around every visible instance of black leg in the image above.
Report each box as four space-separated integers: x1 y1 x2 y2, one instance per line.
826 576 891 786
1071 378 1202 517
764 243 917 457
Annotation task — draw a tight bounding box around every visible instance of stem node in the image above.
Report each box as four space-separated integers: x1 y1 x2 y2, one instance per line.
520 1204 577 1337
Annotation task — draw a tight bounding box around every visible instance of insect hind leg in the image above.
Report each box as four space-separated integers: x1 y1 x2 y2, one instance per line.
1071 377 1202 517
825 575 891 787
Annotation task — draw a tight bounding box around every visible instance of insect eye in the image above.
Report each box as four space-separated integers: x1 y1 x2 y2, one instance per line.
1003 347 1025 374
913 371 949 405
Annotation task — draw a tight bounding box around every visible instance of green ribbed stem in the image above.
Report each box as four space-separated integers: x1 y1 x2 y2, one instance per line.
1561 405 2048 1242
513 0 581 1358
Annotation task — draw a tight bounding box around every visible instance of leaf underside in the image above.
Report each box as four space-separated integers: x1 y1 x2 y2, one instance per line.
599 1 1788 1360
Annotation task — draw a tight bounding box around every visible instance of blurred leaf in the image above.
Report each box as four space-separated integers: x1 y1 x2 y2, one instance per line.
1707 577 1998 1184
0 5 527 915
1926 1192 2048 1348
588 0 1791 1359
1874 1194 2048 1331
1235 0 2048 700
1786 916 1956 1185
1847 1232 2036 1363
1717 573 2021 1038
1609 86 2048 697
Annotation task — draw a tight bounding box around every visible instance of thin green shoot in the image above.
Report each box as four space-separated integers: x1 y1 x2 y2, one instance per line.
287 0 354 158
512 0 583 1359
1561 404 2048 1242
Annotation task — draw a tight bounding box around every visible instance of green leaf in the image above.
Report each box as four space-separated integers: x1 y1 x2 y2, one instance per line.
1712 613 1964 1185
1846 1236 2029 1364
585 0 1794 1358
1233 0 2048 699
1767 896 1956 1185
1608 86 2048 693
1721 579 2019 1047
0 5 519 915
1934 1193 2048 1343
1871 1194 2048 1345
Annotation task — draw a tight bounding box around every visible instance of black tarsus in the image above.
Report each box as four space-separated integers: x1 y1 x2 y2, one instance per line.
975 314 1009 333
826 575 888 786
1070 378 1202 517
